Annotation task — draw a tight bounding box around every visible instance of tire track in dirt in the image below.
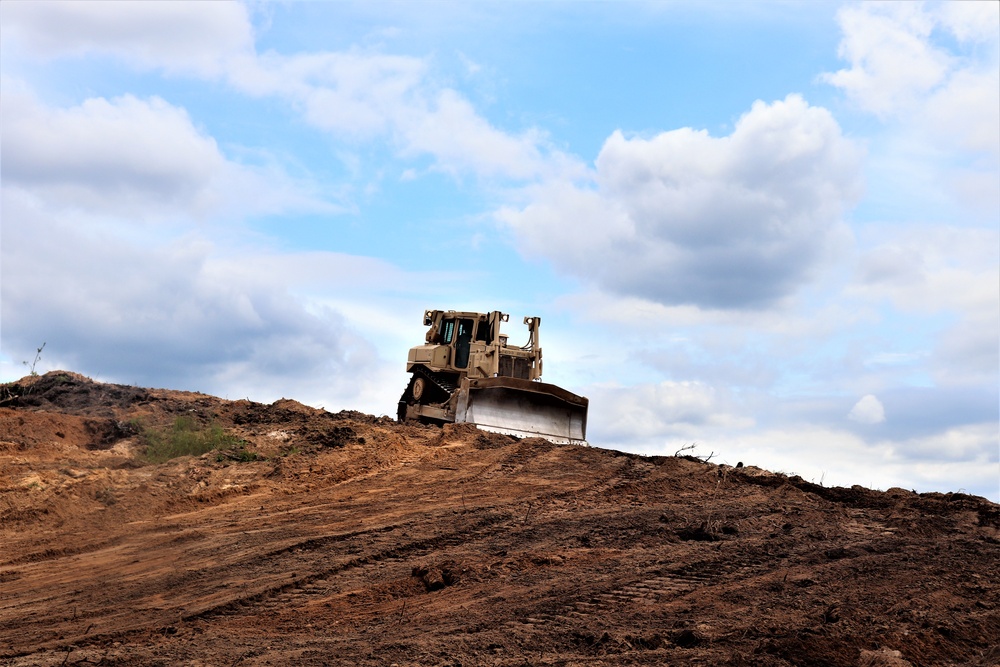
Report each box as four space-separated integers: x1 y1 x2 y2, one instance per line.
8 440 588 652
1 537 127 567
503 551 774 641
186 476 581 626
24 443 636 656
18 488 540 656
10 508 520 657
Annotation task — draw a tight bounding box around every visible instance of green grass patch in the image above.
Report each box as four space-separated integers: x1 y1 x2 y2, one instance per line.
138 416 246 463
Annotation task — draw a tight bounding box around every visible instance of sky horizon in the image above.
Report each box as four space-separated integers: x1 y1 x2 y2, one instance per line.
1 1 997 501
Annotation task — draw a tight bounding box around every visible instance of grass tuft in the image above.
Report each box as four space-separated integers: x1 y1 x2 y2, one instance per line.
138 416 245 463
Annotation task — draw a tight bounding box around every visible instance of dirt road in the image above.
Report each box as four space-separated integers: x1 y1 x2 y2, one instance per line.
1 372 998 666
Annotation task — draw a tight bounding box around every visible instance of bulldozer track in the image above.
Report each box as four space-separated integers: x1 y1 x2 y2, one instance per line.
191 465 655 629
415 366 459 395
8 517 500 655
411 366 458 405
182 507 519 623
2 450 757 660
397 366 459 421
206 454 649 626
458 452 627 519
464 443 552 483
503 554 773 636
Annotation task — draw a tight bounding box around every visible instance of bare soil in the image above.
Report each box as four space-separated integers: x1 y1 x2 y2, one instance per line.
1 371 997 666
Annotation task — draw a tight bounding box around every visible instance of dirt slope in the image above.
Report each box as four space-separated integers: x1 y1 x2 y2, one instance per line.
1 371 998 667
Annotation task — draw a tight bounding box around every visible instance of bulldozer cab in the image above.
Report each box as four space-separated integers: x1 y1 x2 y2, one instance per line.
430 316 476 368
412 310 539 381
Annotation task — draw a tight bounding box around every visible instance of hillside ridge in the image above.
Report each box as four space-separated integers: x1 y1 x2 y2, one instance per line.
1 371 997 666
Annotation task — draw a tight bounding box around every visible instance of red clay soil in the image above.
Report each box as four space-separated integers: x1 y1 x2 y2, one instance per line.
1 371 997 667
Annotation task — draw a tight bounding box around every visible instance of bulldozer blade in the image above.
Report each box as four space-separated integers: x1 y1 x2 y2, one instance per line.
454 377 588 445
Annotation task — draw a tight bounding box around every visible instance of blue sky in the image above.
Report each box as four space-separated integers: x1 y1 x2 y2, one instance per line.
1 1 997 500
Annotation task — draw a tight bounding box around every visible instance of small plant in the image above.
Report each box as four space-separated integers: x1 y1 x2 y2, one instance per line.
138 417 246 463
23 342 45 377
234 446 261 462
217 443 264 463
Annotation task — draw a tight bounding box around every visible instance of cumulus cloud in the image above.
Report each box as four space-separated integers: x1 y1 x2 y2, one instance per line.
1 8 508 414
3 1 572 184
1 0 253 77
395 89 555 180
499 95 863 309
824 2 999 156
234 51 428 138
3 1 994 500
823 3 950 117
0 78 416 415
848 394 886 424
830 94 998 402
586 381 753 443
0 189 392 410
229 53 573 182
0 83 338 220
583 382 996 499
714 425 997 500
581 374 997 498
852 226 1000 385
2 86 223 215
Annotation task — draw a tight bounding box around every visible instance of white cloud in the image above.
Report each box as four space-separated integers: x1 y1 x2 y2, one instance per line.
499 95 863 309
0 189 398 413
923 67 1000 157
583 387 997 499
824 2 999 157
0 80 437 414
854 227 999 313
396 89 554 180
2 85 223 216
233 50 428 138
0 83 338 221
587 381 753 443
0 19 517 415
229 52 576 182
848 394 886 424
938 0 1000 43
457 51 482 76
823 3 949 118
852 225 1000 385
1 0 253 77
3 1 579 185
892 422 999 464
719 425 997 500
933 317 1000 387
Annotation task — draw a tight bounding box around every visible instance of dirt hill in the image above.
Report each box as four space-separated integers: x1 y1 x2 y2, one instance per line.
1 371 997 667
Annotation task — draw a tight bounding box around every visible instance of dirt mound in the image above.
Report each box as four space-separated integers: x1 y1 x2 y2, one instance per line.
1 371 151 415
1 372 997 666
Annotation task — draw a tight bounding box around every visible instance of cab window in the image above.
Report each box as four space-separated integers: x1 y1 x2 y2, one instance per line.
475 319 491 342
439 319 455 344
455 318 474 368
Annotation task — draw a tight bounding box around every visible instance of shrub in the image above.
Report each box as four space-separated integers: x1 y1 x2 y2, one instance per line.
138 416 245 463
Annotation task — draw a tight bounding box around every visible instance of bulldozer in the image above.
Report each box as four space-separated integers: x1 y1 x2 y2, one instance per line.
397 309 588 444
